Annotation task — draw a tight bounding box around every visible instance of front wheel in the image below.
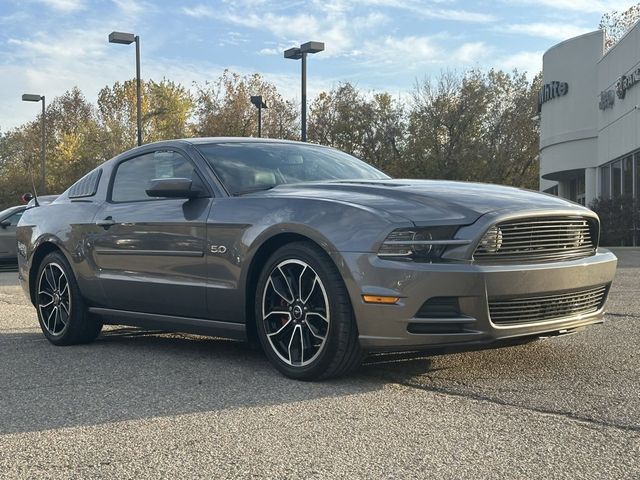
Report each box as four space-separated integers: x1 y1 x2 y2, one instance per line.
35 251 102 345
255 242 363 380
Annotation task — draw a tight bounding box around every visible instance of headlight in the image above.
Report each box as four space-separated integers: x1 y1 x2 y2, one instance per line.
378 226 462 260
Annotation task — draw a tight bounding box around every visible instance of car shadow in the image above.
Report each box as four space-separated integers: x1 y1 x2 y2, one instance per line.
3 320 634 435
0 328 391 435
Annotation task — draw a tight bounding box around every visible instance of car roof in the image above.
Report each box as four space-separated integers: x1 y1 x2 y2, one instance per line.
182 137 306 145
133 137 329 148
101 137 336 169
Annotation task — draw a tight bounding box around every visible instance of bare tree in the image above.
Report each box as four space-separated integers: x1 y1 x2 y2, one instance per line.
599 4 640 51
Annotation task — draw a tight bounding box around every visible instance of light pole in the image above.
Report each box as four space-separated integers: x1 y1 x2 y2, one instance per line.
284 41 324 142
22 93 46 194
109 31 142 146
250 95 268 138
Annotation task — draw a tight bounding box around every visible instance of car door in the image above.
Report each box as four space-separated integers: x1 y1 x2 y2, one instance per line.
91 149 212 318
0 209 24 262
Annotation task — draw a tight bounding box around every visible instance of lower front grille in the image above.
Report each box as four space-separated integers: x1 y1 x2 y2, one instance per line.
488 285 608 325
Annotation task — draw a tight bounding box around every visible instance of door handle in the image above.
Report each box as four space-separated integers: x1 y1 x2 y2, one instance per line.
96 217 115 228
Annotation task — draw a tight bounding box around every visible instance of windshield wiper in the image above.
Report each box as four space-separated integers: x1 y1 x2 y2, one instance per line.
231 185 277 196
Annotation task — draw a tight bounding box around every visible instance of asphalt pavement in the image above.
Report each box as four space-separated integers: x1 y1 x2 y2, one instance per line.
0 264 18 286
0 249 638 479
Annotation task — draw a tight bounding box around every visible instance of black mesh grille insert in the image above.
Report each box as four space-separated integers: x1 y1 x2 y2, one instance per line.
416 297 461 318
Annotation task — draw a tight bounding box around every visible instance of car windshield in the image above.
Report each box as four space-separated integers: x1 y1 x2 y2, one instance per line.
0 206 21 220
195 142 389 195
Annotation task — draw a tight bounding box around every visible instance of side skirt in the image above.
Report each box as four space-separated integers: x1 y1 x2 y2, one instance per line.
88 307 247 341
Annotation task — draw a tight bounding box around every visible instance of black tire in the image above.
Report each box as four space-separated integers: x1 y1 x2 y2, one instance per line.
35 251 102 346
255 241 363 380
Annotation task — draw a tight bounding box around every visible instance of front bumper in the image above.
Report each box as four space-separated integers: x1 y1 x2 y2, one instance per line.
336 249 617 352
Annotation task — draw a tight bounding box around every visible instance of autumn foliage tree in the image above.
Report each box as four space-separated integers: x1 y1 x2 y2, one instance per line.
0 68 542 210
308 83 405 175
404 69 541 188
193 70 298 139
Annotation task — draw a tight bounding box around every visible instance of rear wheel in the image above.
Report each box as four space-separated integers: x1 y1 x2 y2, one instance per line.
36 251 102 345
255 242 363 380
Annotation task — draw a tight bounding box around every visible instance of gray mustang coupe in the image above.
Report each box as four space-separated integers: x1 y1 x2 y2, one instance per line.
16 138 617 380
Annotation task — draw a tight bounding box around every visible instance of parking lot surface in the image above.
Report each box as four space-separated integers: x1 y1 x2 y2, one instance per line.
0 249 638 479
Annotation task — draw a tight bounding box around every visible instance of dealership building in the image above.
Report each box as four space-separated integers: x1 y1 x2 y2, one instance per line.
539 25 640 207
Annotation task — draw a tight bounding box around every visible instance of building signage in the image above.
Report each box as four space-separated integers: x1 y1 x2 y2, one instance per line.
599 89 615 110
616 68 640 99
538 81 569 111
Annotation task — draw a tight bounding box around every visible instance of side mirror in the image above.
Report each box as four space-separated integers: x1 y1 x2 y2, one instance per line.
21 193 33 204
145 178 202 199
0 220 10 229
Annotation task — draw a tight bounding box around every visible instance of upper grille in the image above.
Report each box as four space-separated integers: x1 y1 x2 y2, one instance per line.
474 216 597 264
488 285 608 326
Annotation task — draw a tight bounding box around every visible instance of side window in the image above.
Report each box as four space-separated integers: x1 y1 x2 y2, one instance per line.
111 151 197 202
6 211 23 226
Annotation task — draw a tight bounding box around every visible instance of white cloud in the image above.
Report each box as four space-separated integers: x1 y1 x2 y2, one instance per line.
221 0 268 6
111 0 147 16
497 50 543 75
217 31 250 47
258 48 279 55
8 37 97 59
500 22 593 40
182 5 211 17
505 0 636 13
454 42 490 63
182 1 494 60
357 35 493 72
196 9 371 56
311 0 496 22
38 0 85 11
421 8 496 22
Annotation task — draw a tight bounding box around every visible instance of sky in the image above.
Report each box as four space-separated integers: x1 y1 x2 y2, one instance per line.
0 0 637 131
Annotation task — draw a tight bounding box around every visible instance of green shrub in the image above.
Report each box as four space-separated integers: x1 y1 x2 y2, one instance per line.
589 195 640 246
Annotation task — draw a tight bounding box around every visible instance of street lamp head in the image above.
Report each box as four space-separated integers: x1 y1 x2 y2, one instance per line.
109 31 136 44
22 94 43 102
283 40 324 142
109 30 142 146
284 47 302 60
300 41 324 54
251 95 267 109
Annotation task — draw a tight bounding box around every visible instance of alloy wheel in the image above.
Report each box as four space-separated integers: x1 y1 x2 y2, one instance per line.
261 259 330 367
37 262 71 336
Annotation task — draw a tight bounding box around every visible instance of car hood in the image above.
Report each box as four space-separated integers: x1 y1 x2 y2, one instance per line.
257 179 587 225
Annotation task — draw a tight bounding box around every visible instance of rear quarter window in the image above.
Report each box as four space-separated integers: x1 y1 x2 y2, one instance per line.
69 169 102 199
